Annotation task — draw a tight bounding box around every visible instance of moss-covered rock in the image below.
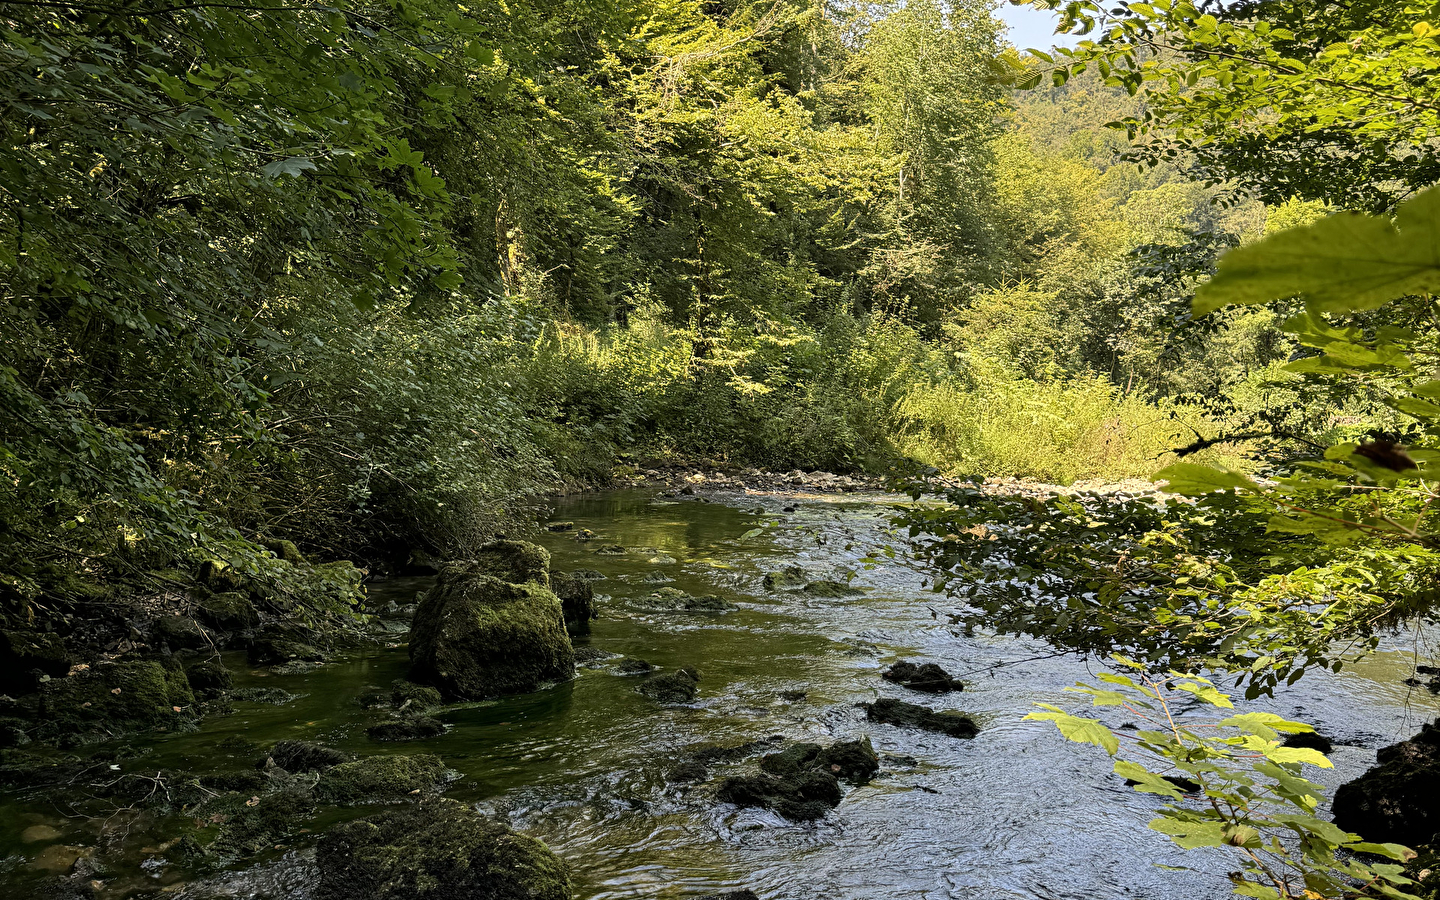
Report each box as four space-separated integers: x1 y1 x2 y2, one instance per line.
637 667 699 703
231 687 297 705
408 562 574 701
552 573 596 635
882 660 963 693
261 538 307 564
184 657 233 698
367 716 446 742
152 615 211 651
34 660 195 742
195 591 260 632
315 798 570 900
0 630 70 695
471 540 551 587
716 768 842 821
1333 718 1440 846
800 580 863 598
863 698 979 739
194 786 316 863
315 753 449 804
759 739 878 784
247 627 326 666
761 566 808 590
263 739 350 772
616 657 653 675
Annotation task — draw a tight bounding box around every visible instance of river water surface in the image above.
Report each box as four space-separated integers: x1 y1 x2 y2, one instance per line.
2 487 1437 900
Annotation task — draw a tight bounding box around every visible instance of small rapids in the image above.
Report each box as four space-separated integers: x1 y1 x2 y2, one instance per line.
2 488 1436 900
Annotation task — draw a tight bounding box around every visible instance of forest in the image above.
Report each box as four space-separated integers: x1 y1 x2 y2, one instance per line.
0 0 1438 898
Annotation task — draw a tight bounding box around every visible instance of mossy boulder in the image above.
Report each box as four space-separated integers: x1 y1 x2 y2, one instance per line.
863 698 979 739
0 630 70 695
195 592 260 632
761 566 808 590
472 540 552 587
882 660 963 693
195 786 316 863
360 680 444 714
716 768 843 821
34 660 195 742
552 572 596 635
1332 718 1440 846
637 667 699 703
408 561 574 701
263 739 350 772
800 580 863 598
261 538 307 564
315 753 449 804
367 716 446 742
152 615 211 651
315 798 571 900
758 738 877 784
184 657 233 698
247 627 326 666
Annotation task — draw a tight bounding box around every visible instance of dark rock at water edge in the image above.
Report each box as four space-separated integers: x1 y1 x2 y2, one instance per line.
194 591 260 633
152 615 212 651
638 667 700 703
1332 718 1440 846
716 769 842 821
315 798 570 900
883 660 963 693
0 630 70 696
760 738 879 784
359 680 444 714
762 566 808 591
263 739 351 772
247 626 326 666
367 716 447 742
315 753 449 804
616 657 653 675
553 571 597 634
184 657 233 698
864 698 979 738
31 659 196 743
1283 730 1334 754
407 545 575 701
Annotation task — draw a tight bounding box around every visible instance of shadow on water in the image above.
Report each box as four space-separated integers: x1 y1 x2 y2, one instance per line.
1 488 1436 899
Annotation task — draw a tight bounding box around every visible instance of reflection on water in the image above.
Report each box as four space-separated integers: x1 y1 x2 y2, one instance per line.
1 488 1436 899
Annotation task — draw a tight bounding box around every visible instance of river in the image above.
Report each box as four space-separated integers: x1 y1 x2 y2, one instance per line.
2 487 1436 899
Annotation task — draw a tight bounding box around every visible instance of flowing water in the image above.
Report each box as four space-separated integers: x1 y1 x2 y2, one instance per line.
2 488 1437 899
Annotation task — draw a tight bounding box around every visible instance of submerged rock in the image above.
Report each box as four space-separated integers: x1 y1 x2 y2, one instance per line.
616 657 654 675
367 716 447 742
1283 731 1334 754
647 589 736 611
698 892 760 900
762 567 808 591
263 739 350 773
407 553 575 701
315 798 570 900
863 698 979 738
638 667 700 703
800 580 863 598
569 568 606 581
34 659 195 742
315 753 449 804
553 572 597 634
1332 718 1440 846
715 738 875 820
231 687 298 705
882 660 963 693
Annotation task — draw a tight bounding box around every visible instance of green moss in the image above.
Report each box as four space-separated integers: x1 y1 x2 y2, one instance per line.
471 539 552 587
195 787 317 863
761 566 808 590
196 591 260 632
315 798 571 900
184 657 233 697
264 739 350 772
408 569 574 701
637 667 699 703
315 753 448 804
261 539 307 564
34 659 196 742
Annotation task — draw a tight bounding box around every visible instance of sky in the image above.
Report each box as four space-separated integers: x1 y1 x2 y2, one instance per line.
993 2 1080 51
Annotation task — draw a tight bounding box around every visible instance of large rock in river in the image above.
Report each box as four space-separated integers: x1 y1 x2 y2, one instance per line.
1332 717 1440 846
315 798 571 900
408 545 575 701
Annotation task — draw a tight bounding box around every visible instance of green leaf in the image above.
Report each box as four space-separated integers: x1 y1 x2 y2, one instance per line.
1173 680 1234 708
1265 746 1332 768
1194 186 1440 316
1151 463 1259 495
1114 759 1184 798
1025 706 1120 755
261 156 318 179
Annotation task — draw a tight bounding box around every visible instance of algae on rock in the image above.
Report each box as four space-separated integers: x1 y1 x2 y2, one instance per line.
315 798 571 900
408 546 574 701
315 753 449 804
